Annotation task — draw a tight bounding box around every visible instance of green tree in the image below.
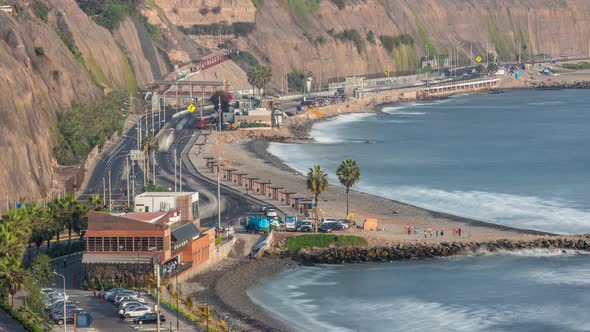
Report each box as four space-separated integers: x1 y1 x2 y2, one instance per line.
487 62 499 73
337 159 361 217
209 91 233 113
29 254 52 286
287 71 312 93
88 194 104 211
475 64 485 73
0 214 30 260
247 65 272 97
0 255 27 307
306 165 329 231
142 136 159 186
29 207 53 253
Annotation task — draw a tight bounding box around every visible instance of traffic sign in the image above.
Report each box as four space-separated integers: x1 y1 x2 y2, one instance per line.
130 150 145 161
384 69 390 77
187 104 196 113
476 56 483 63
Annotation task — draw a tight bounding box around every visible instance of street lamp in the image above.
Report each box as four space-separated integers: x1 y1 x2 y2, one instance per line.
53 271 67 332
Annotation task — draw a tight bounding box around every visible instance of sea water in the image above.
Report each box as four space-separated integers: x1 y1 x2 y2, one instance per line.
248 254 590 332
268 89 590 234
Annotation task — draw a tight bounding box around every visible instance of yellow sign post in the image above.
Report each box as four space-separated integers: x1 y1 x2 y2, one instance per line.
384 69 390 77
187 104 196 112
475 56 483 63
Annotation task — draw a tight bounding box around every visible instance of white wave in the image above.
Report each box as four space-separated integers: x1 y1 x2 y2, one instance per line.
358 184 590 234
527 267 590 286
310 113 374 144
469 248 585 257
527 101 566 106
382 105 428 116
348 298 500 332
248 267 352 332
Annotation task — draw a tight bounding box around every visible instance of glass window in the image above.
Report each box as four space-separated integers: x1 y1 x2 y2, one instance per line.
103 237 111 251
88 237 96 252
124 237 133 251
110 237 118 252
134 237 141 252
192 200 199 220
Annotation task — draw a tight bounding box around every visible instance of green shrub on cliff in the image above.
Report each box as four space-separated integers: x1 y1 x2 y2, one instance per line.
53 91 127 165
286 234 368 252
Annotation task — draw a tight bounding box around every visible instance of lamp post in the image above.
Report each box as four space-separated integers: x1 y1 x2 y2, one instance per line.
53 271 66 332
176 272 179 330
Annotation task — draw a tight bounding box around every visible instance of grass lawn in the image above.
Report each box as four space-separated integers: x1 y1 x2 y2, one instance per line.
286 234 368 252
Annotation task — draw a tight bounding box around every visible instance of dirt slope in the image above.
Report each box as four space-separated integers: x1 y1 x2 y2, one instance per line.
0 0 208 210
165 0 590 84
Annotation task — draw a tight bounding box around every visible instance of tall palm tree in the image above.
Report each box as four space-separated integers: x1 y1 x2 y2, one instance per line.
142 136 158 185
306 164 329 231
88 194 104 211
0 255 27 307
62 194 81 242
337 159 361 218
0 222 27 260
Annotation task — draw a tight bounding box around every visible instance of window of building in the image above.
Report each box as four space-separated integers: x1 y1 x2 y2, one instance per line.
124 237 133 251
103 237 111 251
192 200 199 220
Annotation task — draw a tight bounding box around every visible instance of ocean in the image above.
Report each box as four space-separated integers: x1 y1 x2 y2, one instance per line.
268 89 590 234
256 89 590 331
249 253 590 332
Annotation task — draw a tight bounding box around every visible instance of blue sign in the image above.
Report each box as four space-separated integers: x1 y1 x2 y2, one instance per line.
76 313 93 328
15 203 23 209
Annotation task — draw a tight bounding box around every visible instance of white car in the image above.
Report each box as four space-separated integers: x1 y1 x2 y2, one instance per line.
266 208 277 217
115 294 139 304
121 306 152 319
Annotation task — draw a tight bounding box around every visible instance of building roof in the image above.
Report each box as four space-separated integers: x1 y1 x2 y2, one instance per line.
171 222 201 250
82 253 157 264
280 191 297 195
123 212 168 223
136 192 196 198
234 172 248 176
269 186 284 189
87 212 167 231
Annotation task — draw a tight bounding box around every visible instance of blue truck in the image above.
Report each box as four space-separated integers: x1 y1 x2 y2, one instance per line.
246 217 271 234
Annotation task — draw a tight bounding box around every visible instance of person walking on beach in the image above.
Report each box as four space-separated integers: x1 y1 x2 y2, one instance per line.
436 230 439 237
458 228 462 237
441 230 444 237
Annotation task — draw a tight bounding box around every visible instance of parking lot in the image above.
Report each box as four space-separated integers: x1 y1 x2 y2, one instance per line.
48 289 200 332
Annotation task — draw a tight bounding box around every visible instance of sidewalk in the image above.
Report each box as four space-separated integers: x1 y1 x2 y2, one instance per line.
186 132 299 218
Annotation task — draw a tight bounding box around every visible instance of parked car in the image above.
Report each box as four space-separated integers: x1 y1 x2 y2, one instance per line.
266 208 277 217
133 312 166 325
320 222 344 233
114 293 138 304
319 223 333 233
337 219 350 229
299 220 313 232
53 309 75 326
120 300 146 310
120 306 152 319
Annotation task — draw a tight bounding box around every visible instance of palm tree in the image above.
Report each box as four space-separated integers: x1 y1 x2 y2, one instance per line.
337 159 361 217
30 209 53 253
0 223 27 260
88 194 104 211
0 255 27 307
142 136 158 184
306 164 329 231
247 65 272 97
62 194 81 242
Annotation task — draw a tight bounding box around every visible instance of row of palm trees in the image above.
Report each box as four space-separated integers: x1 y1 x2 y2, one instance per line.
306 158 361 224
0 194 99 307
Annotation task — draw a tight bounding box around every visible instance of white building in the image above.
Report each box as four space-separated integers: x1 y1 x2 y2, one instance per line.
134 192 199 222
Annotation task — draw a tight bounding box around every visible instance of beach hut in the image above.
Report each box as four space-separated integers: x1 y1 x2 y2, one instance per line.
363 218 378 231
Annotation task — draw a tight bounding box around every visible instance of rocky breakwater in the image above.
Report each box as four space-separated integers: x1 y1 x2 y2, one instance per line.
287 238 590 265
532 81 590 89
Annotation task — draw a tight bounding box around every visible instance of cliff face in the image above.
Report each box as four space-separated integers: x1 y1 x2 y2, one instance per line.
164 0 590 84
0 0 205 208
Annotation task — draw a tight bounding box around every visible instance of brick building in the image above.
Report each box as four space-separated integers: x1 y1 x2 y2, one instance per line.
83 207 212 283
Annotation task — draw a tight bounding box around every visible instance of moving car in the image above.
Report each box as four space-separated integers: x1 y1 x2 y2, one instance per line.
133 312 166 325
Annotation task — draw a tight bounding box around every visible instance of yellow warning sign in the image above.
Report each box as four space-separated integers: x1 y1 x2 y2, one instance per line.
187 104 196 112
475 56 483 63
384 69 390 77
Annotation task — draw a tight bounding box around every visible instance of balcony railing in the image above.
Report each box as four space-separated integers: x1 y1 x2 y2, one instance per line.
162 261 192 279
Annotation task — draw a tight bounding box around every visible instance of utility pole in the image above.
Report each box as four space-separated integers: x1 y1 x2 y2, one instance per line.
5 191 8 212
155 264 161 332
217 157 221 229
137 120 141 151
470 42 473 66
189 80 193 108
176 273 179 330
145 106 148 139
157 94 161 131
131 161 136 205
200 87 205 118
218 96 222 132
152 150 156 186
163 92 166 124
126 157 130 208
108 169 112 211
176 82 179 111
102 177 106 204
174 149 177 192
179 152 183 192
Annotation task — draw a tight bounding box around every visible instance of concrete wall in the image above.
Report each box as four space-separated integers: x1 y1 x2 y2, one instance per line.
174 236 236 283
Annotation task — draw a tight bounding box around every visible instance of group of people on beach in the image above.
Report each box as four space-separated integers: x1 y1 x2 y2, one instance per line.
404 225 462 238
